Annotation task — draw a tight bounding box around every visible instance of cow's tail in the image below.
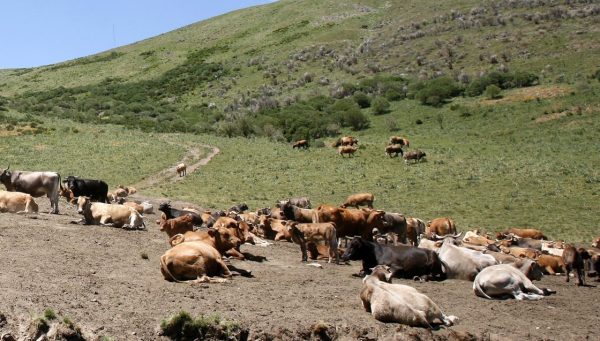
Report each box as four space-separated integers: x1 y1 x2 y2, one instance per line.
160 254 184 283
473 279 492 299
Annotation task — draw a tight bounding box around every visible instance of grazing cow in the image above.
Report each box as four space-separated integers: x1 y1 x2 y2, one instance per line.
379 213 408 244
160 241 232 283
292 140 309 149
426 218 457 237
592 237 600 248
473 261 550 300
333 136 359 147
385 144 404 158
76 196 145 229
434 234 497 281
0 191 38 213
314 205 385 240
169 225 242 256
279 201 314 223
341 193 375 209
501 228 547 240
278 197 311 209
176 163 187 177
159 213 195 238
342 237 446 281
158 202 203 226
403 150 426 164
228 203 249 213
536 254 566 275
360 265 457 327
338 145 358 157
388 136 409 147
500 246 541 260
64 176 109 203
288 222 339 264
563 245 591 286
0 166 60 214
406 217 426 246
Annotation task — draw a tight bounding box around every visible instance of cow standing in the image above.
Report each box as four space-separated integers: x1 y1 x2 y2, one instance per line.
63 176 109 203
0 166 60 214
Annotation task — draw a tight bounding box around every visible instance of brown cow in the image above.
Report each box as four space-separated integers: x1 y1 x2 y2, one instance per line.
406 217 426 246
536 254 566 275
385 144 404 158
592 237 600 248
213 217 255 259
0 190 39 214
169 226 241 256
341 192 374 209
160 241 232 283
159 213 194 238
176 163 187 177
314 205 385 240
338 145 358 157
502 228 547 240
389 136 409 147
333 136 358 147
403 150 426 164
500 246 541 260
426 218 456 237
288 222 339 264
563 245 591 286
257 216 292 241
58 186 76 205
292 140 309 149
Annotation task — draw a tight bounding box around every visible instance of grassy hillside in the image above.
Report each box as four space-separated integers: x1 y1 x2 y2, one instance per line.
0 0 599 241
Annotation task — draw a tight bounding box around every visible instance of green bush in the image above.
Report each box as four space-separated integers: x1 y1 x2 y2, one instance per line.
160 311 246 340
371 97 390 115
411 77 462 106
484 84 502 99
353 92 371 108
465 71 538 96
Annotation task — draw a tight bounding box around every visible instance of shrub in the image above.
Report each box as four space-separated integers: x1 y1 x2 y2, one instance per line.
353 92 371 108
411 77 462 106
371 97 390 115
484 85 502 99
43 308 57 320
465 71 538 96
160 311 247 340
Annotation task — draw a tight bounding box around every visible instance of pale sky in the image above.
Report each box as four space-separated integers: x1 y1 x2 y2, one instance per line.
0 1 276 68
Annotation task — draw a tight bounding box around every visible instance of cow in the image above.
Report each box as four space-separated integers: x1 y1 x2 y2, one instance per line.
0 190 38 213
426 218 456 237
385 144 404 158
213 216 256 259
158 202 203 226
168 225 242 257
541 240 565 257
121 200 145 214
536 254 566 275
403 150 426 164
587 249 600 280
58 186 76 205
341 193 374 209
314 205 385 240
292 140 309 149
176 163 186 177
341 237 446 281
592 237 600 248
75 196 145 229
499 246 541 260
483 250 521 264
379 212 407 244
160 241 232 283
473 261 552 300
406 217 426 246
288 222 339 264
333 136 358 147
257 216 292 241
360 265 457 327
159 213 195 238
277 197 311 209
63 176 108 203
434 234 497 281
228 203 249 213
338 145 358 157
114 187 128 200
388 136 409 147
279 201 314 223
0 166 60 214
501 228 547 240
563 245 591 286
463 233 496 247
106 192 116 203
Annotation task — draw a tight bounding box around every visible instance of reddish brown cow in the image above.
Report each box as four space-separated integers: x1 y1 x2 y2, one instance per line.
292 140 309 149
333 136 359 147
257 216 292 241
563 245 591 286
314 205 385 239
169 226 241 256
159 213 194 238
502 228 547 240
385 144 404 158
536 254 566 275
341 192 374 209
389 136 409 147
213 217 255 259
406 217 426 246
403 150 426 163
338 145 358 157
426 218 457 237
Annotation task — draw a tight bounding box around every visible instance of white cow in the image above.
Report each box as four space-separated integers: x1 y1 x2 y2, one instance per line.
435 234 497 280
473 260 550 300
76 196 145 229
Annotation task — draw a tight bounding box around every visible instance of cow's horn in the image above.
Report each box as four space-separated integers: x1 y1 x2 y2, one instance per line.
453 231 464 238
431 233 443 240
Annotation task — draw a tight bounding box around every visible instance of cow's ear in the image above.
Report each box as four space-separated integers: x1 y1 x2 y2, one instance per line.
385 272 393 283
207 228 216 237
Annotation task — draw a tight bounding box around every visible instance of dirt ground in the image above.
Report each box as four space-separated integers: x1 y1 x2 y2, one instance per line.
0 197 599 341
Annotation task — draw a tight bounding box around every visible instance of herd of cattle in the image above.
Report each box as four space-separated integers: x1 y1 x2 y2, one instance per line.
2 165 600 328
292 135 427 163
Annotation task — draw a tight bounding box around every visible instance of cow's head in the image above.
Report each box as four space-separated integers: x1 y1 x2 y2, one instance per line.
128 210 145 229
341 237 366 262
76 196 91 215
367 265 392 283
210 226 242 251
158 202 172 213
0 165 11 184
514 259 543 281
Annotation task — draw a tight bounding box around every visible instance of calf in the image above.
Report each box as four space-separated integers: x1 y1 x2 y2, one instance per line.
160 241 231 283
338 145 358 157
159 213 195 238
385 144 403 158
360 265 457 327
403 150 426 163
76 196 145 229
592 237 600 248
288 222 339 264
176 163 186 177
341 192 374 209
292 140 309 149
158 202 203 226
0 190 38 214
563 245 591 286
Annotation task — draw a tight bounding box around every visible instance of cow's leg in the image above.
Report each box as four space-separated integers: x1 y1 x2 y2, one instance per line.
299 242 308 262
565 265 572 282
577 267 585 286
545 266 556 275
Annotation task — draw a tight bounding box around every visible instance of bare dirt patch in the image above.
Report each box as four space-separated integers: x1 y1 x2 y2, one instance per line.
0 198 598 340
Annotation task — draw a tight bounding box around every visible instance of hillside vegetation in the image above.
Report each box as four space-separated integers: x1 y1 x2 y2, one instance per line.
0 0 599 240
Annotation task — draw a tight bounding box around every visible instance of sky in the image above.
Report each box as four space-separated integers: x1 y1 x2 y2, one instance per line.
0 1 276 69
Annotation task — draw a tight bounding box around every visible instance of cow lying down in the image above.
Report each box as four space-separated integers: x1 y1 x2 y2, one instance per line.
0 190 38 214
161 240 232 283
361 265 458 328
74 196 145 229
473 260 554 300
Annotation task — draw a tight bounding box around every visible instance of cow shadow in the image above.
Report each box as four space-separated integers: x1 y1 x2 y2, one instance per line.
228 265 253 278
242 252 268 262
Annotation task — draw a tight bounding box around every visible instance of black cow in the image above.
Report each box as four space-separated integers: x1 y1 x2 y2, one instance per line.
228 203 249 213
158 202 203 226
63 176 109 203
341 237 446 281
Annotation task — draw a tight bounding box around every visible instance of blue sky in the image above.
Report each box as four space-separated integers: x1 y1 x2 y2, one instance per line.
0 1 276 69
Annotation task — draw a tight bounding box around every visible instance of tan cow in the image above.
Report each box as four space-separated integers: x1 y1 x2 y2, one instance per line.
159 213 195 238
502 228 547 240
338 145 358 157
288 222 339 264
176 163 187 177
169 225 241 256
58 186 76 205
341 193 374 209
426 218 456 237
160 241 232 283
406 217 426 246
292 140 309 149
76 196 145 229
0 190 38 214
500 246 541 260
333 136 358 147
536 254 566 275
114 187 128 199
389 136 409 147
360 265 458 327
257 216 292 241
